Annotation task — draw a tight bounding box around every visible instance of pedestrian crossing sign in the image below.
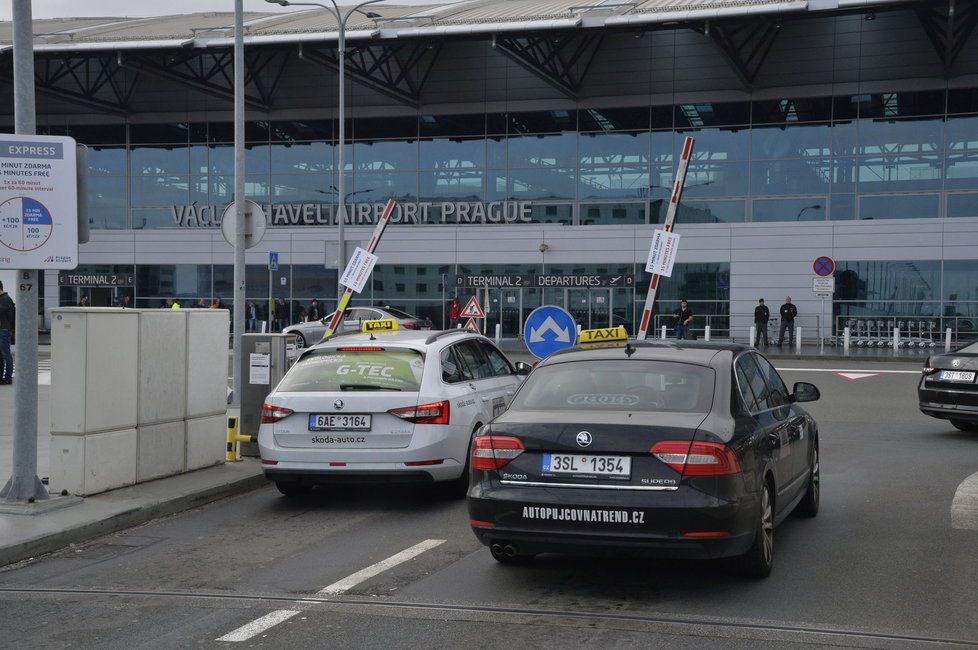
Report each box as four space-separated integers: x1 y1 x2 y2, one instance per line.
461 296 485 319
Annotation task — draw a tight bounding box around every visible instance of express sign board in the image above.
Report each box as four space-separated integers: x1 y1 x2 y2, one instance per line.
0 134 78 269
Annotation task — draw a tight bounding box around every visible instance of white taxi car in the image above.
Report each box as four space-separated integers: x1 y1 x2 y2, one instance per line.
258 327 528 496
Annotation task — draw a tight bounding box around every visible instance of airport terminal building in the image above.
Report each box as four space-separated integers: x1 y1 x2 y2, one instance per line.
1 0 977 340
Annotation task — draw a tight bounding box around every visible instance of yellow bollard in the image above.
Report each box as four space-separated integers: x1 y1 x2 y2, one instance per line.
226 415 256 462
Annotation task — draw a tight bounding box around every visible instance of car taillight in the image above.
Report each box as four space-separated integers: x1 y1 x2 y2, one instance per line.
471 435 525 470
650 441 740 476
402 321 417 329
388 400 450 425
261 403 294 424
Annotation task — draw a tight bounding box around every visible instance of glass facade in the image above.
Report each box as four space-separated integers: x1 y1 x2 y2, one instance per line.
38 88 978 229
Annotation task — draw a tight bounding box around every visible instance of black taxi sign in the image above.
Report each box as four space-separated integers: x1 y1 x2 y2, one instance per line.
579 326 628 345
362 319 399 333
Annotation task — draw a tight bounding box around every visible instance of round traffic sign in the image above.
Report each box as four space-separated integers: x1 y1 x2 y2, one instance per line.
221 200 267 249
523 305 577 359
813 256 835 277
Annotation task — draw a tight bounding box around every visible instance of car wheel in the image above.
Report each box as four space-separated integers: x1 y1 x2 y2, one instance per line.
275 480 312 497
293 332 306 348
735 481 774 579
950 419 978 432
794 445 819 518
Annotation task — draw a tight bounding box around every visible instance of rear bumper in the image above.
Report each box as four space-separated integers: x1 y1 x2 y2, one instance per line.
918 385 978 421
264 467 438 486
468 482 758 559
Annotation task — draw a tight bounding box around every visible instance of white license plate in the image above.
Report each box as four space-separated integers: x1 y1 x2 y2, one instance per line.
542 453 631 478
938 370 975 383
308 414 371 431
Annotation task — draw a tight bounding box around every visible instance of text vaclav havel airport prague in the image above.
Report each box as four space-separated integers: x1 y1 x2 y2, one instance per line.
171 200 534 227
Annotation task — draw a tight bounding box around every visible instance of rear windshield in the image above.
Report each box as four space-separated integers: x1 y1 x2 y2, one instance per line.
383 307 416 320
276 348 424 392
510 359 715 413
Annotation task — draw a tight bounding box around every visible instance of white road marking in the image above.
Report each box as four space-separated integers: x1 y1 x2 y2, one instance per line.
315 538 445 597
951 471 978 531
833 372 880 381
216 609 300 642
775 367 920 374
215 538 445 642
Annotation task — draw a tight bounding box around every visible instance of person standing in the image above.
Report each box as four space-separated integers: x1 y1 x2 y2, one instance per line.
448 296 461 327
274 298 288 331
170 298 182 310
778 296 798 347
246 301 258 332
0 281 14 385
673 299 693 340
754 298 770 347
307 299 321 322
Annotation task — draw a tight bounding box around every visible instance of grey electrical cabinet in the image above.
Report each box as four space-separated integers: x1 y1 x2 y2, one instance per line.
239 333 297 456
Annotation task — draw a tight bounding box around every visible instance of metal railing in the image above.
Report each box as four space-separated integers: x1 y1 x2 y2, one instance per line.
652 313 823 344
833 315 977 349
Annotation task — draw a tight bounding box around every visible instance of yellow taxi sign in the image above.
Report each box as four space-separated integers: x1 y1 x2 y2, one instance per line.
362 319 399 333
579 326 628 345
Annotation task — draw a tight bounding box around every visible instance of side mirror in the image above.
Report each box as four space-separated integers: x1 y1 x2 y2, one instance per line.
515 361 533 376
791 381 820 403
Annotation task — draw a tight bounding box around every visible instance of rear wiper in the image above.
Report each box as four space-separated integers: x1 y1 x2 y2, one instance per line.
339 383 402 391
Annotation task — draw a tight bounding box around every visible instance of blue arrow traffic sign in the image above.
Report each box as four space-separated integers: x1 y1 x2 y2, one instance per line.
523 305 578 359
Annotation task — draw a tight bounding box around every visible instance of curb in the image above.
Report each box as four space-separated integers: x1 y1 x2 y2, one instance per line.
0 471 269 568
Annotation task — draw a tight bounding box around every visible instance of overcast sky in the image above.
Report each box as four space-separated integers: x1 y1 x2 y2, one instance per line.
0 0 450 21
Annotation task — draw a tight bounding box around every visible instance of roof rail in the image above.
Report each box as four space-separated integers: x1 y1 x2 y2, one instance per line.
425 329 472 345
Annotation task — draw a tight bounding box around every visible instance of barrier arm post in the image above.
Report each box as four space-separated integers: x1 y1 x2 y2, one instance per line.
323 199 397 339
637 136 694 340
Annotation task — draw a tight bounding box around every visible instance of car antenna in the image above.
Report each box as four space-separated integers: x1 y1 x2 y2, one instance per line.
369 332 376 341
624 343 636 357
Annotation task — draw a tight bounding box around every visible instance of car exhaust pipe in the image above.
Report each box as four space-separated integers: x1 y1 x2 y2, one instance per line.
503 544 518 557
490 543 505 558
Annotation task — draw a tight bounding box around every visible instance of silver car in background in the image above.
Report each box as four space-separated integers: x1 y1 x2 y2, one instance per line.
283 305 433 347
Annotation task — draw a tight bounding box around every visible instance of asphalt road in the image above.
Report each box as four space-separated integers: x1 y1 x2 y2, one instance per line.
1 359 977 648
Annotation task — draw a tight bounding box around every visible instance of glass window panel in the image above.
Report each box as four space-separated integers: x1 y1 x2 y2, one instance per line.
68 123 126 144
420 170 484 202
88 175 126 209
508 110 576 134
354 139 418 170
750 159 831 195
270 119 334 142
354 171 418 200
581 202 646 225
652 199 745 224
681 161 748 197
674 102 749 128
508 132 577 168
944 260 978 301
830 193 855 220
136 264 212 299
373 265 448 300
856 90 945 119
132 208 178 230
492 168 576 201
578 106 650 132
271 173 332 202
87 146 127 175
751 198 825 222
832 120 858 155
946 115 978 152
207 121 270 142
419 137 485 169
947 193 978 218
526 204 572 224
857 155 942 192
354 116 417 140
131 175 190 205
487 113 507 135
856 118 943 154
206 143 271 174
212 265 275 300
676 127 750 161
751 97 833 124
579 165 649 199
832 157 857 194
750 123 831 159
833 261 940 302
579 131 649 164
945 152 978 189
270 141 333 173
858 194 938 219
419 113 485 137
948 88 978 114
651 105 673 129
833 95 860 121
487 135 506 168
130 123 190 144
636 263 730 302
206 175 270 204
130 146 189 175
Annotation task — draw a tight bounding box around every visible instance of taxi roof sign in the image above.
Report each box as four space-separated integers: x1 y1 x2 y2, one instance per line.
362 319 399 333
579 326 628 345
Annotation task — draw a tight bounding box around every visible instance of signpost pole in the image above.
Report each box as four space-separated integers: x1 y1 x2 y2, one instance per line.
637 136 694 340
323 199 397 339
2 0 48 503
231 0 246 408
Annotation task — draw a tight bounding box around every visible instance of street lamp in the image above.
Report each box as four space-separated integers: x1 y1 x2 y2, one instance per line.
795 203 823 220
265 0 384 297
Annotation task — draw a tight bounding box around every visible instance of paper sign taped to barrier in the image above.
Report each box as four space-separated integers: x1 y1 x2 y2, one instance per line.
339 246 379 294
249 352 270 385
645 229 681 277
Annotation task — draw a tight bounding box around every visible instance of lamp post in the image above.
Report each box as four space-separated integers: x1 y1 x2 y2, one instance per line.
795 203 823 220
266 0 383 299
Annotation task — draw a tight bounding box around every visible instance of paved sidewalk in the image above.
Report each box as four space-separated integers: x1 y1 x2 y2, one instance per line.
0 459 266 567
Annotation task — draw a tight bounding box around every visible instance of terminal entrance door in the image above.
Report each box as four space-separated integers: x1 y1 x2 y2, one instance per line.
567 289 611 329
499 288 520 337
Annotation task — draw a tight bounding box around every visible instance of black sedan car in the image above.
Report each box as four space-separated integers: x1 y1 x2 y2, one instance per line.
919 341 978 431
467 341 820 578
